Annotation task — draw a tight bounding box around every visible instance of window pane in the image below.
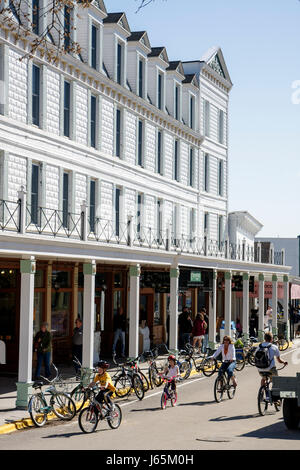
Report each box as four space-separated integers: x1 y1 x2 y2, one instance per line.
91 25 97 69
63 173 69 228
51 292 70 337
31 164 39 224
117 43 122 84
32 64 40 126
32 0 39 35
139 59 143 98
116 109 121 157
90 95 96 148
90 180 96 232
64 81 70 137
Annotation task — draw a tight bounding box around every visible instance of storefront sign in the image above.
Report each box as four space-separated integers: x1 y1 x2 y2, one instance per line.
190 271 202 283
235 281 284 299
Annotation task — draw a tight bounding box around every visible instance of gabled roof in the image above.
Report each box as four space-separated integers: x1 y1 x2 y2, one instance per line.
167 61 185 78
103 12 131 34
128 31 151 51
182 73 199 88
148 47 169 65
91 0 107 14
201 46 232 86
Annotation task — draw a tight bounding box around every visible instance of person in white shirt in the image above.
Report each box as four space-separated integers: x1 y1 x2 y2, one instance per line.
211 335 237 388
257 332 288 388
265 306 273 332
164 355 180 396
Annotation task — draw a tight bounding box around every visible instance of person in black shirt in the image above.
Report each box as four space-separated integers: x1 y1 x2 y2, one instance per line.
112 307 126 357
178 307 193 349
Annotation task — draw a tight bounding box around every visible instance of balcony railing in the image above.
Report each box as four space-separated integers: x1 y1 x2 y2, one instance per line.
0 194 285 266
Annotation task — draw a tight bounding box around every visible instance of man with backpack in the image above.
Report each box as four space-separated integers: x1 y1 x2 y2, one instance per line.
255 332 288 388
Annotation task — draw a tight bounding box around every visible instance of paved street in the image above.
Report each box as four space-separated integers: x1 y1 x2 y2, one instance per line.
0 347 299 452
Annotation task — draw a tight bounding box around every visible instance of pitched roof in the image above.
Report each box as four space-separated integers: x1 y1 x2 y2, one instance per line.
167 61 185 78
182 73 199 88
128 31 151 50
103 12 131 34
148 47 169 64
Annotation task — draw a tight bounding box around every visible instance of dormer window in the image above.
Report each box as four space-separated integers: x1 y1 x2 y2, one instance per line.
32 0 39 35
138 58 144 98
91 24 98 70
158 72 163 110
117 42 124 85
190 95 195 129
175 85 180 121
64 5 71 51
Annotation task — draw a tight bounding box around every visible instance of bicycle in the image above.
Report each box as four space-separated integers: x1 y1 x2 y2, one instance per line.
178 344 217 379
28 364 76 427
273 334 289 352
214 361 237 402
112 355 145 400
160 374 178 409
125 354 150 392
69 357 97 413
78 386 122 433
257 364 287 416
143 347 163 389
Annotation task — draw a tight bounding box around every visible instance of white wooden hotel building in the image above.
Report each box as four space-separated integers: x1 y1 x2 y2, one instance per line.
0 0 291 407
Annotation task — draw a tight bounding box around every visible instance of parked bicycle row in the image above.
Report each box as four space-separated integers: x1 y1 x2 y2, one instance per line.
27 332 291 433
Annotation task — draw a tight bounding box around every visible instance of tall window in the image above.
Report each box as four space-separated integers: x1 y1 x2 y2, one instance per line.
157 130 162 175
204 212 209 235
189 148 194 187
91 24 97 70
204 153 209 192
64 5 71 51
138 58 144 98
115 108 121 157
175 85 180 120
218 159 224 197
137 119 143 166
218 215 223 250
190 95 195 129
63 80 71 137
190 208 196 240
157 72 163 110
62 172 69 228
32 64 40 127
174 140 179 182
157 199 162 240
31 164 39 225
115 187 121 237
218 109 224 144
32 0 39 35
204 100 210 137
90 95 97 148
117 42 123 85
137 192 143 236
89 179 96 233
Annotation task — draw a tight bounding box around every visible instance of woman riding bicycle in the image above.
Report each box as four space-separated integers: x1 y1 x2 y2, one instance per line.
211 336 237 388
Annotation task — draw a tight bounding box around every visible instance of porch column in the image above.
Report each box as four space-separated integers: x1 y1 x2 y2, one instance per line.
82 261 96 381
16 257 36 409
208 269 217 349
283 275 290 341
128 264 140 359
169 266 180 353
224 271 232 337
272 274 278 336
242 272 250 344
258 274 265 341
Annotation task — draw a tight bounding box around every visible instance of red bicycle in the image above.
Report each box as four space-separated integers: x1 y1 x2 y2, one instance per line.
160 374 178 409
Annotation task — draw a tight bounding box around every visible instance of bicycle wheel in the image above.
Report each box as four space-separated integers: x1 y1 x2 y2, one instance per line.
171 391 178 407
202 357 217 377
247 349 256 366
161 391 167 409
257 386 269 416
138 370 150 392
70 385 87 413
107 404 122 429
149 366 162 388
227 377 236 400
114 374 132 398
214 376 224 403
78 405 98 433
179 360 191 380
132 374 145 400
29 394 48 427
51 393 76 420
278 338 289 351
235 354 246 372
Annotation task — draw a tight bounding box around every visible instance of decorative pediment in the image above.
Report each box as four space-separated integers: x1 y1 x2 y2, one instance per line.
128 31 151 52
208 54 225 78
92 0 107 15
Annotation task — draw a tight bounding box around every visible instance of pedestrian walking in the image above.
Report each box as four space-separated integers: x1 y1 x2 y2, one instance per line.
192 313 207 352
178 307 193 349
112 307 126 357
33 322 52 380
72 317 83 376
201 308 209 353
265 305 273 332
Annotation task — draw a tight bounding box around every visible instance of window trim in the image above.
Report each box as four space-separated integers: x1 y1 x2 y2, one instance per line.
32 63 40 127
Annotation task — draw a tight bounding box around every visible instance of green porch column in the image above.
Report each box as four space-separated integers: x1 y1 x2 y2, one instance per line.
283 275 290 341
242 272 250 345
81 261 96 381
258 274 265 342
128 264 141 359
169 266 180 354
272 274 278 336
224 271 232 337
208 270 217 349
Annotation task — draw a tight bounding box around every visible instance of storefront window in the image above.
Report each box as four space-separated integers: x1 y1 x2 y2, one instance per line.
0 269 16 289
51 292 70 337
52 271 71 289
33 292 44 335
154 293 161 325
114 273 123 288
0 292 15 339
96 272 107 289
35 270 44 288
113 290 123 316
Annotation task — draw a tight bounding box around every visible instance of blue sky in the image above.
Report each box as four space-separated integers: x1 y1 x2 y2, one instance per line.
105 0 300 237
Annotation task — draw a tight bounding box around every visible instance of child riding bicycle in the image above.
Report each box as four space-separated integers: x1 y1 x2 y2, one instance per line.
89 360 116 412
163 355 180 396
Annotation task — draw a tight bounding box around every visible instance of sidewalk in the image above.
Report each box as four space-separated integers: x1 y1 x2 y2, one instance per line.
0 354 168 435
0 339 298 435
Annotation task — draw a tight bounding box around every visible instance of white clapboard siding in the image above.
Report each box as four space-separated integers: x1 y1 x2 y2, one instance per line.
101 97 114 156
124 110 137 166
8 49 27 124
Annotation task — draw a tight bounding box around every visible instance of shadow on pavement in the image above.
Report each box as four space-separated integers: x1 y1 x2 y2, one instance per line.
240 419 300 440
178 400 216 407
210 413 261 422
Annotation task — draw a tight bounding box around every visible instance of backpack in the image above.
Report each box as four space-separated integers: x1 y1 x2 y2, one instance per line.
254 343 272 369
